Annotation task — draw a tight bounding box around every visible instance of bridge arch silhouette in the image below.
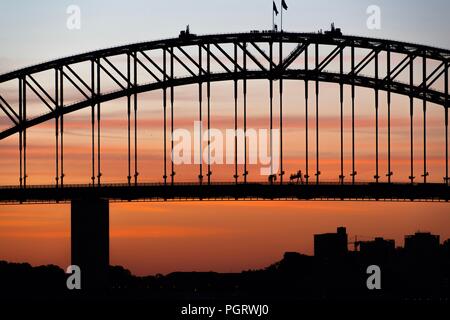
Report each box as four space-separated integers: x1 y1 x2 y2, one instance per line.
1 32 449 193
1 31 449 289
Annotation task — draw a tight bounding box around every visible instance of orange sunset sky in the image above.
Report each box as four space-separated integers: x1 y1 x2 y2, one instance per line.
1 80 449 275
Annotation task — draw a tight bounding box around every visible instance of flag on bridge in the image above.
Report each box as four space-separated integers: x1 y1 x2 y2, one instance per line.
273 1 279 15
280 0 288 31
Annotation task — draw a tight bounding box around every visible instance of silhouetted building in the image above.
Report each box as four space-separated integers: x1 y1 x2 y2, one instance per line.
314 227 348 259
359 237 395 261
404 232 440 257
442 239 450 257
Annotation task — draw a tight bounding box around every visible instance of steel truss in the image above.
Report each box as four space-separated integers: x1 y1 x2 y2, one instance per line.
0 32 449 189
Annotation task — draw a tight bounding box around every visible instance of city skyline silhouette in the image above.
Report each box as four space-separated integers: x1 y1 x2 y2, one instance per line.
1 225 449 303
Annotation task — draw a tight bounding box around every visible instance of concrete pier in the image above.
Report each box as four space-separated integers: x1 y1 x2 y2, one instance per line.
71 198 109 290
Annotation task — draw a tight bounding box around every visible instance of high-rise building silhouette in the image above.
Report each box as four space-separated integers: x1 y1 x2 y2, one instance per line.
359 237 395 260
404 232 440 257
314 227 348 259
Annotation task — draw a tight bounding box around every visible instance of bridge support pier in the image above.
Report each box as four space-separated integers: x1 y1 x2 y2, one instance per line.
71 198 109 291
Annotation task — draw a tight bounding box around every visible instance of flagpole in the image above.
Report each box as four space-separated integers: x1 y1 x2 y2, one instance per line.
272 2 274 31
280 0 283 32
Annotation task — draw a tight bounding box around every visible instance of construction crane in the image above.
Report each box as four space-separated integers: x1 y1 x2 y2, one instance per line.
348 235 373 252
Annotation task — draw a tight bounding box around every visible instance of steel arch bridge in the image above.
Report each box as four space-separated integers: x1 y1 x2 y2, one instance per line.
0 30 449 203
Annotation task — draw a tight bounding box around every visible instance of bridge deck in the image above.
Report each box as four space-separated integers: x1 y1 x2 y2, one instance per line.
0 182 448 204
